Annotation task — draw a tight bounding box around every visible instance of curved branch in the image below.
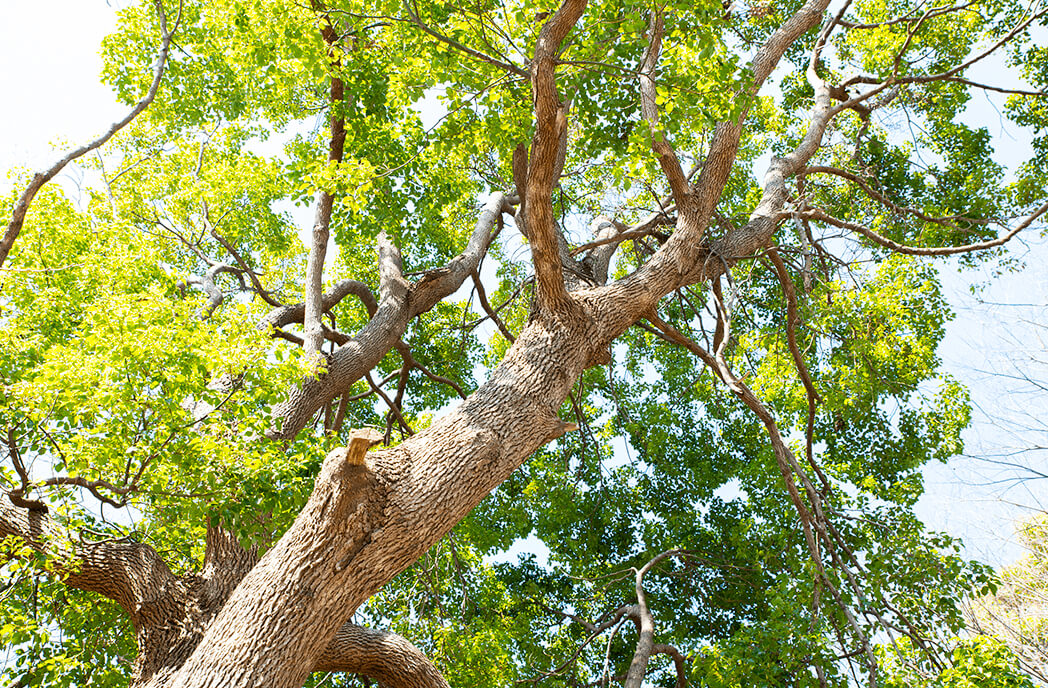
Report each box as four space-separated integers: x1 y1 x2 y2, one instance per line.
471 269 516 343
185 264 244 318
313 623 450 688
262 279 378 331
0 498 179 628
0 0 180 269
304 3 348 356
802 165 994 228
798 199 1048 256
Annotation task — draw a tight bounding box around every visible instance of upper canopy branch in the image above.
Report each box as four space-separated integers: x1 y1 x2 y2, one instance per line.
402 0 527 77
601 0 833 316
637 9 691 208
801 165 996 229
835 4 1048 113
0 0 182 270
303 0 348 357
268 193 511 440
523 0 588 313
796 199 1048 256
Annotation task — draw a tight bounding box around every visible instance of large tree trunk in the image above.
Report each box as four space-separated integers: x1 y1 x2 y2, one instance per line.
167 302 606 687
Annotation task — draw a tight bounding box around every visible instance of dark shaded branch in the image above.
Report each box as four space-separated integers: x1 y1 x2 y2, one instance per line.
645 311 879 680
802 165 994 228
397 344 469 399
205 212 283 308
367 372 413 436
472 270 516 343
652 644 688 688
0 0 180 269
766 247 830 493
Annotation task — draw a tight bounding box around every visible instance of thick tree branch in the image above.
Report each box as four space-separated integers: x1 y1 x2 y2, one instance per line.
524 0 587 312
268 193 509 440
0 0 180 269
313 623 451 688
0 498 179 630
601 0 833 319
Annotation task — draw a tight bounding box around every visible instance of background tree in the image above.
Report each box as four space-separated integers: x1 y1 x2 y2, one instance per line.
1 0 1046 686
968 513 1048 684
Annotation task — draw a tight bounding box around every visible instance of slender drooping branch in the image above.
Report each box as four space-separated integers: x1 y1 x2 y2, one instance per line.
796 199 1048 256
0 0 181 269
401 0 527 77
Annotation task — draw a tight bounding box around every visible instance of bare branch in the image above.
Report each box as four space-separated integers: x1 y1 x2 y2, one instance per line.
262 279 378 332
269 193 509 441
624 549 687 688
797 198 1048 256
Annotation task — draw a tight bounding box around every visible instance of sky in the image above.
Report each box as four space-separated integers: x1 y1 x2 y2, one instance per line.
1 0 1046 568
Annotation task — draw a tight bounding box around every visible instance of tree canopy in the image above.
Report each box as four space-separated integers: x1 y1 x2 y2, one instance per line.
1 0 1047 686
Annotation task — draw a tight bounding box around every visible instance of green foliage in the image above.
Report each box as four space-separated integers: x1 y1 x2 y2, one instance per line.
881 636 1034 687
2 0 1045 684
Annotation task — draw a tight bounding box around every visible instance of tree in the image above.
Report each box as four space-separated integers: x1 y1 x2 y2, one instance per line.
968 514 1048 684
1 0 1046 686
